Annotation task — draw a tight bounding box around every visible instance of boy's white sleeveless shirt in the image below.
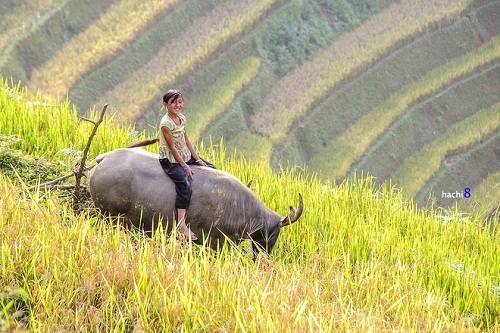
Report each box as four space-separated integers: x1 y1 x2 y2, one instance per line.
158 113 191 163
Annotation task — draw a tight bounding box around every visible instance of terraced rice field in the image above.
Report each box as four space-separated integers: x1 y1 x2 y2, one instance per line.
1 0 498 216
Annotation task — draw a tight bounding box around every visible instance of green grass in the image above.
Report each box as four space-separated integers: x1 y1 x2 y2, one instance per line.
0 79 139 160
1 73 499 332
309 35 500 182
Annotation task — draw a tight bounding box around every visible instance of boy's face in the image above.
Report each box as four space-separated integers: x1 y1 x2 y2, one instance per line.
164 96 183 115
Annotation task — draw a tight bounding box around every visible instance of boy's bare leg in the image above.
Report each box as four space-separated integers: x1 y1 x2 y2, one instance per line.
177 208 197 240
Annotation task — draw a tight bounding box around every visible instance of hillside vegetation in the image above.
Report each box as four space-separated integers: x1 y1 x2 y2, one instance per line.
28 0 181 99
0 80 499 332
0 0 498 216
309 36 500 183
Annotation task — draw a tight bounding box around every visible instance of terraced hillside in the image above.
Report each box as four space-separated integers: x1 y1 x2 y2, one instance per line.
1 0 499 217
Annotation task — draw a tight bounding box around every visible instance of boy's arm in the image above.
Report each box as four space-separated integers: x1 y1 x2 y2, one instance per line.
184 131 207 166
162 126 189 169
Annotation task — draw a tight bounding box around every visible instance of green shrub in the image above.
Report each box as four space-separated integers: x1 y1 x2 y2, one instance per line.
0 135 59 184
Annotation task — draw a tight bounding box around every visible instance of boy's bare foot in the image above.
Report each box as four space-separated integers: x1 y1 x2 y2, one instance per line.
177 222 197 241
178 229 197 241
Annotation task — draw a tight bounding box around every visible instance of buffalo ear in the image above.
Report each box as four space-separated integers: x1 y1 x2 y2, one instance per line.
280 193 303 227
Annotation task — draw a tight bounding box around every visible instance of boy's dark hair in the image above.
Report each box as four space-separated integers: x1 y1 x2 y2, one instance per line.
163 89 182 104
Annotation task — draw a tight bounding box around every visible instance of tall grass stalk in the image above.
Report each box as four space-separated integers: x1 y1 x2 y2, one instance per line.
392 102 500 198
0 79 141 159
310 36 500 182
28 0 181 99
1 165 499 331
251 0 474 144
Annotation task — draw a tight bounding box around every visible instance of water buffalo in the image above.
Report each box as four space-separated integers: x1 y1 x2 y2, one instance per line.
89 147 303 255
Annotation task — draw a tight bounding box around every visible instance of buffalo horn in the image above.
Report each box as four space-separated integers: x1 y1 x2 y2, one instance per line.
280 193 303 227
